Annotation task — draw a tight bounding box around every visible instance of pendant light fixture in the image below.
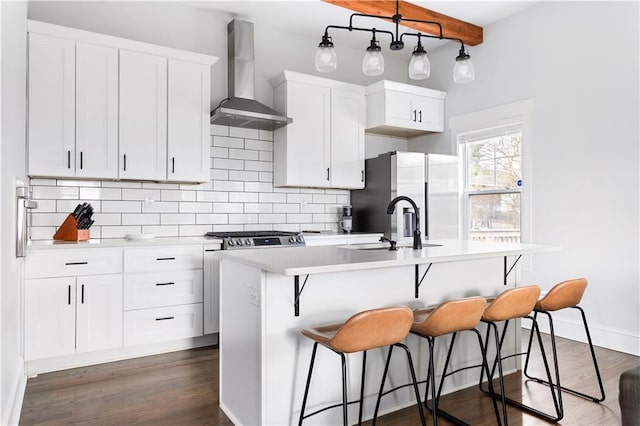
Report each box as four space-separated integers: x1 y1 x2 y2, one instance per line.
314 0 475 83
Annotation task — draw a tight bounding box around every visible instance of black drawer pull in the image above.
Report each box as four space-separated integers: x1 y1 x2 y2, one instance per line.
156 282 175 286
156 257 175 261
204 249 218 252
155 316 174 321
81 284 85 304
68 285 71 305
65 261 88 266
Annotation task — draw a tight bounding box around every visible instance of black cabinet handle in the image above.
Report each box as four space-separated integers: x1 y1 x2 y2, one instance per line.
326 168 330 181
204 249 218 252
80 151 83 169
68 285 71 305
123 154 127 171
171 157 175 173
155 282 175 286
418 110 422 123
412 110 417 122
156 257 175 261
81 284 85 304
67 150 71 169
155 316 174 321
65 261 88 266
361 170 365 182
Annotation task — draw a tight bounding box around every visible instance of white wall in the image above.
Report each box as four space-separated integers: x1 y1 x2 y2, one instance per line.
1 1 29 424
417 1 639 354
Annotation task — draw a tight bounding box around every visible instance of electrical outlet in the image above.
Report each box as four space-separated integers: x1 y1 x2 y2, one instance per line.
144 194 155 207
248 287 260 306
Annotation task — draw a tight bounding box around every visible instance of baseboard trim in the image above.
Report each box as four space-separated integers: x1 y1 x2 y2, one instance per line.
524 318 639 356
26 334 218 375
4 359 27 426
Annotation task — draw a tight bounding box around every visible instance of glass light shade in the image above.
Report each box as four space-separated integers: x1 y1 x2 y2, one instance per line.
362 50 384 76
453 58 475 83
315 45 337 73
408 51 431 80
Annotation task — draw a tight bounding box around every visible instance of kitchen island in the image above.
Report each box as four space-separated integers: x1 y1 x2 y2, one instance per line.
217 239 559 425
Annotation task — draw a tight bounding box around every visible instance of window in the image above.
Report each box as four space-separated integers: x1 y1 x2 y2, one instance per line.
460 124 522 242
449 100 532 246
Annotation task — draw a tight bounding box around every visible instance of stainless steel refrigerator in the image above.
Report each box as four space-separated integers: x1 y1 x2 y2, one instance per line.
350 151 459 241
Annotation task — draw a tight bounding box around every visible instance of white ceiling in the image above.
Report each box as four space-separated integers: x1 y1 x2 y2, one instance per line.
189 0 537 54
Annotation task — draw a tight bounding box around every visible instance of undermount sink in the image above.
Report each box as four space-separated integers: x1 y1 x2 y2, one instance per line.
341 242 442 251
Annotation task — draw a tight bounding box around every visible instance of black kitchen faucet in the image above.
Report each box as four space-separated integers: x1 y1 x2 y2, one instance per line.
386 196 422 250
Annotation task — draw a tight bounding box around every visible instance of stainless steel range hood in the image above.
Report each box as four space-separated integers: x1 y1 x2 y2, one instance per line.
210 19 292 131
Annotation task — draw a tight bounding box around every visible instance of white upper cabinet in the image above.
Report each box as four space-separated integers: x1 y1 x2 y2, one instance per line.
366 80 446 138
26 20 218 183
271 71 365 189
28 33 76 177
75 42 119 179
167 59 211 183
119 50 168 181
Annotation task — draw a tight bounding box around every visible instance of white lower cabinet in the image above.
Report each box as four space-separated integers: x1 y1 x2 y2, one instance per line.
203 245 220 335
25 274 123 360
123 245 204 347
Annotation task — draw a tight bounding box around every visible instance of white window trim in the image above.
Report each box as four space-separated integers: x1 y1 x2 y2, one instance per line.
449 99 534 272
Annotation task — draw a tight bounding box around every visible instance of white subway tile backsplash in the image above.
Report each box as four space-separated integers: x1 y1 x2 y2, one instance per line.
29 125 349 240
244 139 273 151
196 214 228 224
102 200 141 213
142 201 179 214
229 170 259 182
80 187 122 200
180 202 213 213
161 214 196 225
161 190 196 202
229 127 259 139
259 193 286 203
122 213 160 226
213 158 244 170
244 203 272 213
228 213 258 224
213 180 244 192
229 149 259 160
213 136 244 149
229 192 259 203
32 186 78 200
245 160 272 172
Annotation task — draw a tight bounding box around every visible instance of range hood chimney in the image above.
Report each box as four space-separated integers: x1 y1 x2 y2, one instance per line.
210 19 292 131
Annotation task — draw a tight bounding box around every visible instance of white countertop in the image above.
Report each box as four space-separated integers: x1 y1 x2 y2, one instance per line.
27 236 222 250
216 239 561 276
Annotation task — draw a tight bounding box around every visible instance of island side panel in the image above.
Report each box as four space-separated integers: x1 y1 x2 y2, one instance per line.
219 258 263 426
261 258 517 425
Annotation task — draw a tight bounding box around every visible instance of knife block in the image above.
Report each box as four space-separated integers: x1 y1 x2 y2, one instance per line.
53 214 90 241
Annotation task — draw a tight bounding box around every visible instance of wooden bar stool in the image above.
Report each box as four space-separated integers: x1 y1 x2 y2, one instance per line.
480 285 562 424
298 306 425 426
406 296 501 426
523 278 605 403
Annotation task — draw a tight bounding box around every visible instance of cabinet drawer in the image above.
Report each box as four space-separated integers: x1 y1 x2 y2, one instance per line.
124 270 203 310
123 245 202 273
123 303 203 346
26 248 122 279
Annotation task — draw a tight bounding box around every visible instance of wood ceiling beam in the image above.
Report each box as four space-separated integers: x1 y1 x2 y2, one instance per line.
322 0 483 46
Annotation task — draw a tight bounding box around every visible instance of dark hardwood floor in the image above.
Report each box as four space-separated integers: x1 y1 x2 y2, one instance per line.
20 332 639 425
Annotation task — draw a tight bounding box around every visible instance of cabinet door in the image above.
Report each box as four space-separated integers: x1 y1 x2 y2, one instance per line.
283 81 331 187
75 42 119 179
27 33 75 177
330 89 365 189
386 90 414 127
119 50 167 181
167 59 210 183
76 274 123 353
412 97 444 132
24 277 76 360
203 247 219 334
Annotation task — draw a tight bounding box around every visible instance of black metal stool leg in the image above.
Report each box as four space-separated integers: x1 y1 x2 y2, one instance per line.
372 346 394 425
358 351 367 425
340 353 348 426
395 343 427 426
299 342 318 426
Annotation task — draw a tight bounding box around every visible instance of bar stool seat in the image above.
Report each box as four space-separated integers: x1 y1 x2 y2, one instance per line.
524 278 605 403
480 285 563 424
406 296 501 426
299 306 425 426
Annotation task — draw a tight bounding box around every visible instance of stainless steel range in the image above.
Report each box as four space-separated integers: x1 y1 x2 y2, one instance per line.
205 230 305 250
